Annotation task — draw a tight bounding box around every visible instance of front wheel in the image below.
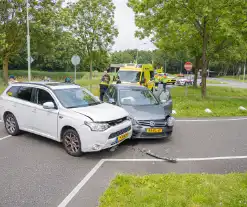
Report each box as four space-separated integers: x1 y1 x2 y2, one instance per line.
4 113 20 136
62 129 83 157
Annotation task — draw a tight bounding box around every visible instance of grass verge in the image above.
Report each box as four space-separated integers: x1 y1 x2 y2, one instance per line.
99 173 247 207
171 86 247 117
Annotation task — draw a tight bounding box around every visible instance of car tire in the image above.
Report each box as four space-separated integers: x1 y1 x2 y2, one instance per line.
173 83 175 85
4 113 20 136
62 129 83 157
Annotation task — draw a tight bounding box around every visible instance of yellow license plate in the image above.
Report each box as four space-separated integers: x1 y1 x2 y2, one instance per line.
118 133 128 142
146 128 163 133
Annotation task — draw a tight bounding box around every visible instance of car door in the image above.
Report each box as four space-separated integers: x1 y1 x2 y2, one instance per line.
103 85 114 102
14 86 36 131
32 88 59 141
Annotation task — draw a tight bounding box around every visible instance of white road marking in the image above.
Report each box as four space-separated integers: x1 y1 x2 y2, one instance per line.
176 117 247 122
57 159 105 207
104 156 247 162
0 135 12 141
58 155 247 206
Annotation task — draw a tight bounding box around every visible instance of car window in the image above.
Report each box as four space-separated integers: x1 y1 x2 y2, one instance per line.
17 87 33 102
54 88 101 108
118 71 141 83
6 86 20 97
119 89 158 106
37 89 55 105
108 86 116 98
159 90 171 102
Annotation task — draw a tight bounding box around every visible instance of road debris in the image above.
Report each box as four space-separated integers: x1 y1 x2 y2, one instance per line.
239 106 247 111
205 108 212 113
140 148 177 163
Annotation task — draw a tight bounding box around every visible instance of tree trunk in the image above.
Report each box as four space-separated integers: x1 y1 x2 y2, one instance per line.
2 55 9 84
193 56 201 88
201 17 208 98
90 58 93 80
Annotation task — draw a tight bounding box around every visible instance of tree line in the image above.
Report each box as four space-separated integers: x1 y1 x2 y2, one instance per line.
0 0 117 82
128 0 247 97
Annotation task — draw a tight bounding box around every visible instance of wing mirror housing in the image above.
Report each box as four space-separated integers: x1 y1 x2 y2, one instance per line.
43 102 55 109
109 98 116 105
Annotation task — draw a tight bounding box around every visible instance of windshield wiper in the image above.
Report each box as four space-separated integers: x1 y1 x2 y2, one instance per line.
88 102 101 106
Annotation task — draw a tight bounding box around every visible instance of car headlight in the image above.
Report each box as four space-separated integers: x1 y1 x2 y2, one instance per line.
167 116 175 127
85 121 110 131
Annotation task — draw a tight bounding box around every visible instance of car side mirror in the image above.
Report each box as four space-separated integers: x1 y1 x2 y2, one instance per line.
94 95 100 101
161 99 167 104
109 98 116 105
43 102 55 109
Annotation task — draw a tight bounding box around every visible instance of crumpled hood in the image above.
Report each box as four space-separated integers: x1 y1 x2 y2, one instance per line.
121 104 170 120
71 103 129 122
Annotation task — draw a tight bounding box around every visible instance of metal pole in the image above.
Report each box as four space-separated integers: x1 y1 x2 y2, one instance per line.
165 61 167 73
185 71 188 96
74 65 77 83
180 60 182 73
136 49 138 64
243 60 246 82
26 0 31 82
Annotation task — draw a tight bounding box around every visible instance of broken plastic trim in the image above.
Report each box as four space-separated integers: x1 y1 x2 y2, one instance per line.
140 148 177 163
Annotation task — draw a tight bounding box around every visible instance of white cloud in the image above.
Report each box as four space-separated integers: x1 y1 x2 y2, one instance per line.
112 0 155 51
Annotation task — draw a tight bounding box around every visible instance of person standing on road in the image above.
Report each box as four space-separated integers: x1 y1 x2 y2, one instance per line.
161 74 168 90
99 71 111 101
154 74 160 89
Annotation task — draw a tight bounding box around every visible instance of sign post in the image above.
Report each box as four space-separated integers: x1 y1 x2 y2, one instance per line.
184 62 193 96
71 55 81 83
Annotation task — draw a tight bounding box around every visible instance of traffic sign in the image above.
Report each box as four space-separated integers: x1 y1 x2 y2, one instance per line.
184 62 192 71
26 56 34 63
71 55 80 66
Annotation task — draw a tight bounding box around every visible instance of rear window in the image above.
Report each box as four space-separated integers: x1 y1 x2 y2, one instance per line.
17 87 33 102
6 86 20 97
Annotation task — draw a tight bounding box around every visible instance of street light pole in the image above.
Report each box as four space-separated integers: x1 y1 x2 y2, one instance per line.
136 49 139 64
136 42 147 65
243 59 246 82
26 0 31 82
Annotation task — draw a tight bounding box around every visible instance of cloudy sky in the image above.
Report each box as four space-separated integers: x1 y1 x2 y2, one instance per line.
112 0 155 51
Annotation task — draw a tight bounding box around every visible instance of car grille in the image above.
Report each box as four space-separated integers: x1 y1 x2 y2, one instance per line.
106 116 128 126
138 119 167 127
108 125 131 139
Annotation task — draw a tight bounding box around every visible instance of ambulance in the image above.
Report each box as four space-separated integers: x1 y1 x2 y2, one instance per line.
114 64 155 90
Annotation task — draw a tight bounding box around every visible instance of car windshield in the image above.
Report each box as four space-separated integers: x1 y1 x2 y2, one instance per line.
118 71 141 83
119 89 158 106
54 88 101 108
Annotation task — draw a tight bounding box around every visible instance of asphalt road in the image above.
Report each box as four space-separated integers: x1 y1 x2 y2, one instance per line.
1 118 247 207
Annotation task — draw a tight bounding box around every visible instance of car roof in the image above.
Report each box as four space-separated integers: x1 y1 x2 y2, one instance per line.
10 81 81 90
111 84 147 90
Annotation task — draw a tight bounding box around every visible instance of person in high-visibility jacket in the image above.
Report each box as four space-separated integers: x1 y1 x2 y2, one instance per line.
99 71 111 101
161 74 168 90
154 74 160 88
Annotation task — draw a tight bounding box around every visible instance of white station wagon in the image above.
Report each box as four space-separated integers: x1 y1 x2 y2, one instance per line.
0 82 132 156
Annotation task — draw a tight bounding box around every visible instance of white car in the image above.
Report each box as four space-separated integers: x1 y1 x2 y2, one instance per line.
0 82 132 156
176 78 193 86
